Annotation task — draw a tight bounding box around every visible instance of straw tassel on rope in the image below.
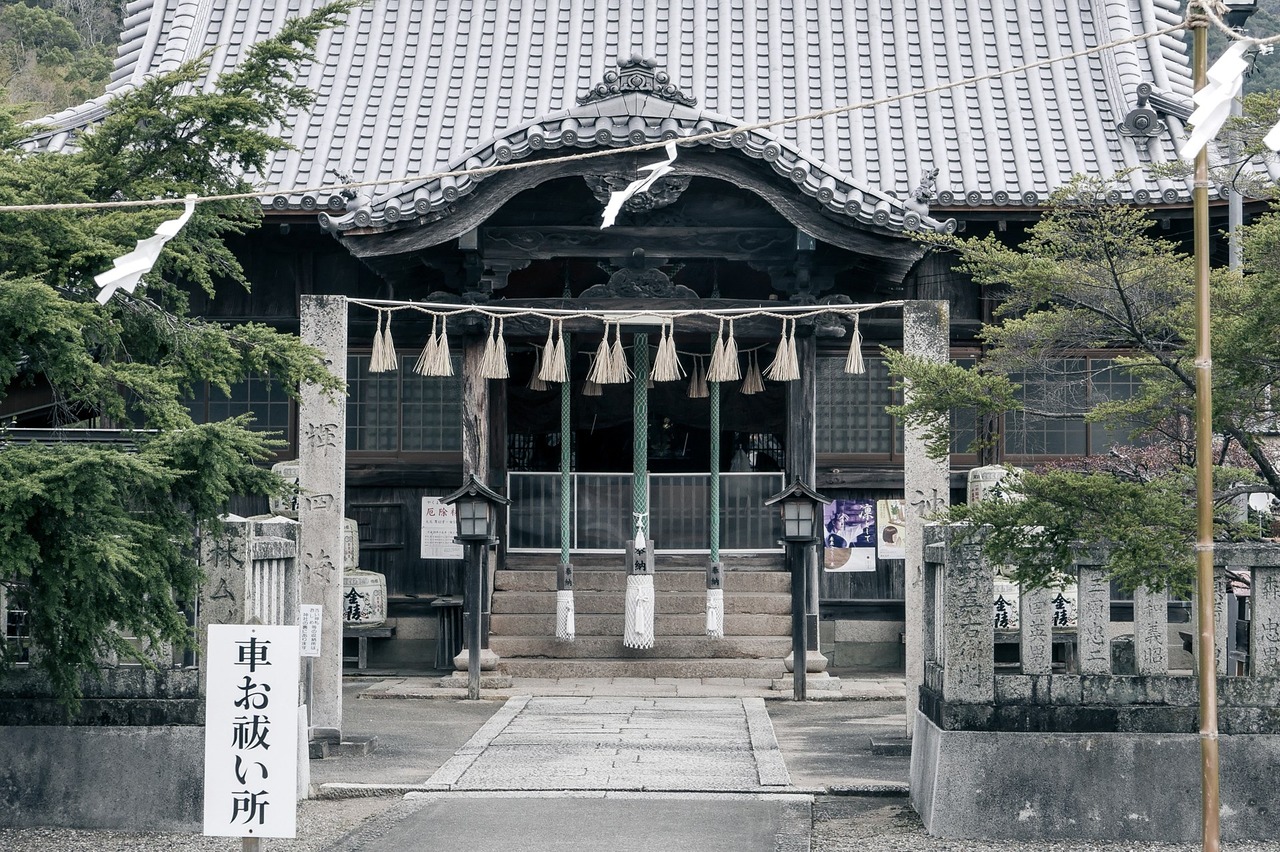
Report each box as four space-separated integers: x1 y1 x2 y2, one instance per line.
413 316 439 376
415 315 453 377
370 309 399 373
706 318 741 382
740 350 764 395
844 314 866 375
582 354 602 396
608 322 632 382
650 321 685 382
764 318 800 382
527 344 548 391
539 319 568 383
687 355 709 399
479 317 510 380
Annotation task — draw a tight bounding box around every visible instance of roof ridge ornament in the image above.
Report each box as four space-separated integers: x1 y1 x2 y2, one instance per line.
577 55 697 107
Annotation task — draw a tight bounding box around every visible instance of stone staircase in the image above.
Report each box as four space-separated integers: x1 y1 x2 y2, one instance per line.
490 553 792 678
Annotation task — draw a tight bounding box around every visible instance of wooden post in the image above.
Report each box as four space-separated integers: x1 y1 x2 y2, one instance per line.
789 541 807 701
786 331 820 666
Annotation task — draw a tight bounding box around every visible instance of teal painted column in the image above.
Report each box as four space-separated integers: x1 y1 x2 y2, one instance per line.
632 333 649 531
709 380 721 561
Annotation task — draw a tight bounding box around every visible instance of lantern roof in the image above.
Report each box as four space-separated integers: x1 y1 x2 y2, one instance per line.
441 474 510 508
764 478 830 508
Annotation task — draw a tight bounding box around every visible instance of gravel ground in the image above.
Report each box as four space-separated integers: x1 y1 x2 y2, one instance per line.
7 795 1280 851
0 796 402 852
810 797 1280 852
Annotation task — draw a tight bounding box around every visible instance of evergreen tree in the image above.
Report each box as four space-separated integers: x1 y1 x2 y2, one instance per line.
0 1 353 704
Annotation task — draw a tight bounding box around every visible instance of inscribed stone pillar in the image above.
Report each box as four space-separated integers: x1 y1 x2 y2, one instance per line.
1133 585 1169 675
903 300 951 732
298 294 348 740
1212 565 1232 675
941 527 994 704
1251 564 1280 676
198 515 252 695
1019 585 1052 675
1075 565 1111 674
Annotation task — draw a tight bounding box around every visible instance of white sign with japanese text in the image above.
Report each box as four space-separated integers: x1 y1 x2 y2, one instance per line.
203 624 300 839
299 605 322 658
421 497 464 560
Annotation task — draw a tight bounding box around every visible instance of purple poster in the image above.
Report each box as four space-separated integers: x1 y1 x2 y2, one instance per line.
822 499 877 572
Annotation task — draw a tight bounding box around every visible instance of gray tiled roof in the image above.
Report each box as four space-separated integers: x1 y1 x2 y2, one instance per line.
28 0 1206 236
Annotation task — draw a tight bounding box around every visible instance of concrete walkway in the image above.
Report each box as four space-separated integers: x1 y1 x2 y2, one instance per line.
309 674 909 851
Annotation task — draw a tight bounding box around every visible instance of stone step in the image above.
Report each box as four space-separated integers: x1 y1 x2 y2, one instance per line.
494 569 790 593
491 590 792 616
497 657 788 679
506 552 783 571
488 635 791 660
491 612 792 637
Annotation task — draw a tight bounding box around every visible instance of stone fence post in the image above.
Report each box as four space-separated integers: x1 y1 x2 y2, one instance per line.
197 514 300 693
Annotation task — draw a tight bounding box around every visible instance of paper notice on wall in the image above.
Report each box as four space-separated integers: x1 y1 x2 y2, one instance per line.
876 499 906 560
421 497 464 560
822 498 877 572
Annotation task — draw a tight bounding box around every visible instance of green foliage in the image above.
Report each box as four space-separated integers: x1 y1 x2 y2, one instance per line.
0 2 353 705
891 175 1280 589
947 468 1198 595
883 349 1018 459
0 422 284 700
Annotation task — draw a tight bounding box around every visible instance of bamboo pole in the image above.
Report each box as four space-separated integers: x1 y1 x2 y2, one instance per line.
1190 7 1221 850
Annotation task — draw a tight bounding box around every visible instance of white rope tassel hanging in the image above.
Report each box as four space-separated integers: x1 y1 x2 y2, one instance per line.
687 356 709 399
582 354 602 396
369 310 390 372
844 314 866 375
624 520 655 651
705 588 724 639
538 319 567 383
765 318 800 381
608 322 632 383
480 317 510 379
420 315 453 377
414 315 440 376
556 589 576 641
587 326 613 384
650 321 685 382
527 345 548 391
740 350 764 394
707 319 740 382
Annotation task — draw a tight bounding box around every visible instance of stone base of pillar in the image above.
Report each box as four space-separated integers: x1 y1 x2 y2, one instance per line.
453 647 500 671
438 672 513 689
310 725 341 743
783 650 830 673
772 671 842 693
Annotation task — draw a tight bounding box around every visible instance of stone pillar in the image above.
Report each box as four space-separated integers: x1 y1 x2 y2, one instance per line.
941 526 994 704
1133 585 1169 675
1075 564 1111 674
1251 563 1280 676
298 294 347 740
903 300 951 732
1019 585 1052 675
785 331 825 672
1213 565 1233 675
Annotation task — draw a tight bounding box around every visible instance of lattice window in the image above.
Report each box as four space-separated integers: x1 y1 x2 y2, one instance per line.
816 355 899 454
346 354 462 452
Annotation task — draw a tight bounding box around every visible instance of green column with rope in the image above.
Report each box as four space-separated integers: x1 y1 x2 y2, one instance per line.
555 334 574 640
624 332 655 649
706 379 724 637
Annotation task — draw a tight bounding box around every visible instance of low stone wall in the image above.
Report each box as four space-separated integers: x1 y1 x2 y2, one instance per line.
0 725 203 831
911 710 1280 842
0 667 204 831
